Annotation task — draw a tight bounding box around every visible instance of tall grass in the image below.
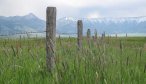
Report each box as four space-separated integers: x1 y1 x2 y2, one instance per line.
0 37 146 84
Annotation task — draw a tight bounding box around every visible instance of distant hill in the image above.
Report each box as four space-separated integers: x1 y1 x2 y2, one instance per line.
0 13 45 35
0 13 146 35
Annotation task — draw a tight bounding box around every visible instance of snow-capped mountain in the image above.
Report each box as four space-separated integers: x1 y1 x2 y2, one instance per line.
57 16 146 34
0 13 146 36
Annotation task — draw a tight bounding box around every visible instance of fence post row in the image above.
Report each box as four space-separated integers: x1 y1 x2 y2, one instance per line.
46 7 56 72
77 20 83 50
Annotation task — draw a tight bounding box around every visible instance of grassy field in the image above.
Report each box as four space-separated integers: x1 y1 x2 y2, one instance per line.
0 37 146 84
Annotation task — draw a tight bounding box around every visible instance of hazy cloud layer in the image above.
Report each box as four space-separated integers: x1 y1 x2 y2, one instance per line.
0 0 146 19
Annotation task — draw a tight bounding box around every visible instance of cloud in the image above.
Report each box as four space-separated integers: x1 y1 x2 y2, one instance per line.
0 0 146 19
48 0 146 8
87 12 101 18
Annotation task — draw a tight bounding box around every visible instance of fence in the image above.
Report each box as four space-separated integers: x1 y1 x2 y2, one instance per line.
0 7 128 72
0 31 78 37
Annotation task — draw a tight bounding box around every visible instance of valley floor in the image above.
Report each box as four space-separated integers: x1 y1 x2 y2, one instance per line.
0 37 146 84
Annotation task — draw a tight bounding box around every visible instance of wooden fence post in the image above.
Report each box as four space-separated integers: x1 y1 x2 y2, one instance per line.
116 34 117 38
87 29 91 47
87 29 91 39
94 29 98 40
126 33 127 37
77 20 83 50
102 32 105 39
46 7 56 72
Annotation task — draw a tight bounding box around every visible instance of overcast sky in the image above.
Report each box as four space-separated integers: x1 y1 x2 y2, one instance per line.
0 0 146 20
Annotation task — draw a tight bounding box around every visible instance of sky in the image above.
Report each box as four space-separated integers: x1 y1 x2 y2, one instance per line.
0 0 146 20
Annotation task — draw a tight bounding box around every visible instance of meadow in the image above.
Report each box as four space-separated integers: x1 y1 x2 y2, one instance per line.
0 36 146 84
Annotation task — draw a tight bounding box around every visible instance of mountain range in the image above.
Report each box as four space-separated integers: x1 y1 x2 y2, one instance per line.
0 13 45 35
0 13 146 35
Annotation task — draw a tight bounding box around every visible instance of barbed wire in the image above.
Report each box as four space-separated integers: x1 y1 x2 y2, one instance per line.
0 31 77 37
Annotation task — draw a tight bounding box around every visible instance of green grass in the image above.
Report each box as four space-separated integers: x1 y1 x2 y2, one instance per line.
0 37 146 84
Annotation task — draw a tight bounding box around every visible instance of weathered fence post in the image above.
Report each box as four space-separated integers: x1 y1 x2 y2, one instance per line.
46 7 56 72
107 35 110 44
116 34 117 38
101 32 105 39
58 35 62 47
87 29 91 39
94 29 98 40
87 29 91 47
126 33 127 37
77 20 83 50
